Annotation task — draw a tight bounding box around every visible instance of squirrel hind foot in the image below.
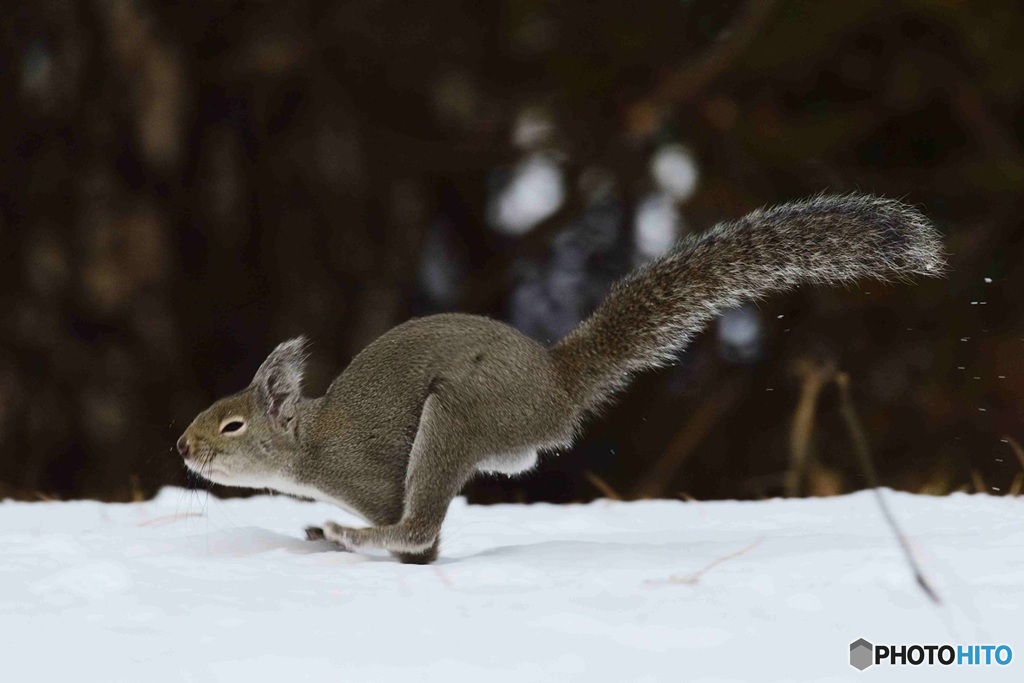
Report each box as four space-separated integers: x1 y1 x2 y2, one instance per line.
394 539 440 565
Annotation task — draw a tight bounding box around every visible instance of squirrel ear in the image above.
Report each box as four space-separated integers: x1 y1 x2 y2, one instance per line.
251 336 308 431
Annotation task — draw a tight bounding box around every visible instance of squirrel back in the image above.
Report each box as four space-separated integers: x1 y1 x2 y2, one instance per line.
550 193 945 412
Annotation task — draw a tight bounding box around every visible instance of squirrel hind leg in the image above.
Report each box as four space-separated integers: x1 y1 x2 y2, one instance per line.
320 393 479 561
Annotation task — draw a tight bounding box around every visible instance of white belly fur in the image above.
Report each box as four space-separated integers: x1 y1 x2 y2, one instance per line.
477 450 539 476
258 473 367 522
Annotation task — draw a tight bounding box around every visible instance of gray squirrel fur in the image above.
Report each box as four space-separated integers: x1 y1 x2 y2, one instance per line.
177 193 945 564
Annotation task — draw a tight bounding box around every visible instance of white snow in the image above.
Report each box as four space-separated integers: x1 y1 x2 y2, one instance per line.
635 192 681 259
2 489 1022 682
493 154 565 235
651 144 699 200
634 145 698 259
718 305 762 349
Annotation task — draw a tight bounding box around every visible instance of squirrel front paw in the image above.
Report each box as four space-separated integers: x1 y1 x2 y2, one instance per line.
320 521 356 551
304 525 326 541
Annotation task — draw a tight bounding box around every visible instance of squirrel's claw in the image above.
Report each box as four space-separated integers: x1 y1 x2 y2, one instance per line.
305 523 353 551
319 521 357 552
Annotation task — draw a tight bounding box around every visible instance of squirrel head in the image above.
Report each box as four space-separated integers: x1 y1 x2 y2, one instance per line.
177 337 309 488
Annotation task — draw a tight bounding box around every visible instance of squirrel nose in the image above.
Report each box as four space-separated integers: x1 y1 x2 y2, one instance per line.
176 435 191 460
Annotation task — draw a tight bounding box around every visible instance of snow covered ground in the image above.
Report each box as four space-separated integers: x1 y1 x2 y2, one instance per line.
1 489 1021 682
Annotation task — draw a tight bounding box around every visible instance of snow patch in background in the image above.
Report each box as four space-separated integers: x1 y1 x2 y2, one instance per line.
635 192 680 259
493 154 565 235
651 144 699 200
718 303 764 363
2 490 1021 682
634 145 699 260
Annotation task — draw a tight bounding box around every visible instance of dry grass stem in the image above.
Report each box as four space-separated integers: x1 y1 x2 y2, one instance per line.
647 539 764 587
787 359 835 496
1009 473 1023 497
1003 436 1024 472
584 471 624 501
631 378 742 499
835 372 942 605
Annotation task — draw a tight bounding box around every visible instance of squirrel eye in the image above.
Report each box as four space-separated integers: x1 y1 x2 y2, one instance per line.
219 419 246 435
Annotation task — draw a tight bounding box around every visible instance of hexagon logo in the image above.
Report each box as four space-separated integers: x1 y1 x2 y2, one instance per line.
850 639 874 670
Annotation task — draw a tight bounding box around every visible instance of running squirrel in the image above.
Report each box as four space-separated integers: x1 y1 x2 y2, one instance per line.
177 193 945 564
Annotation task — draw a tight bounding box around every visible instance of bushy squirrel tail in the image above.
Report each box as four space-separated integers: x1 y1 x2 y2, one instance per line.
550 193 946 412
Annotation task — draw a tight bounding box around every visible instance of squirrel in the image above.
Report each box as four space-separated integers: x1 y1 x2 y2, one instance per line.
177 193 945 564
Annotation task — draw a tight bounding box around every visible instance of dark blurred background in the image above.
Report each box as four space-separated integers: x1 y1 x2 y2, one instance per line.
1 0 1020 503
